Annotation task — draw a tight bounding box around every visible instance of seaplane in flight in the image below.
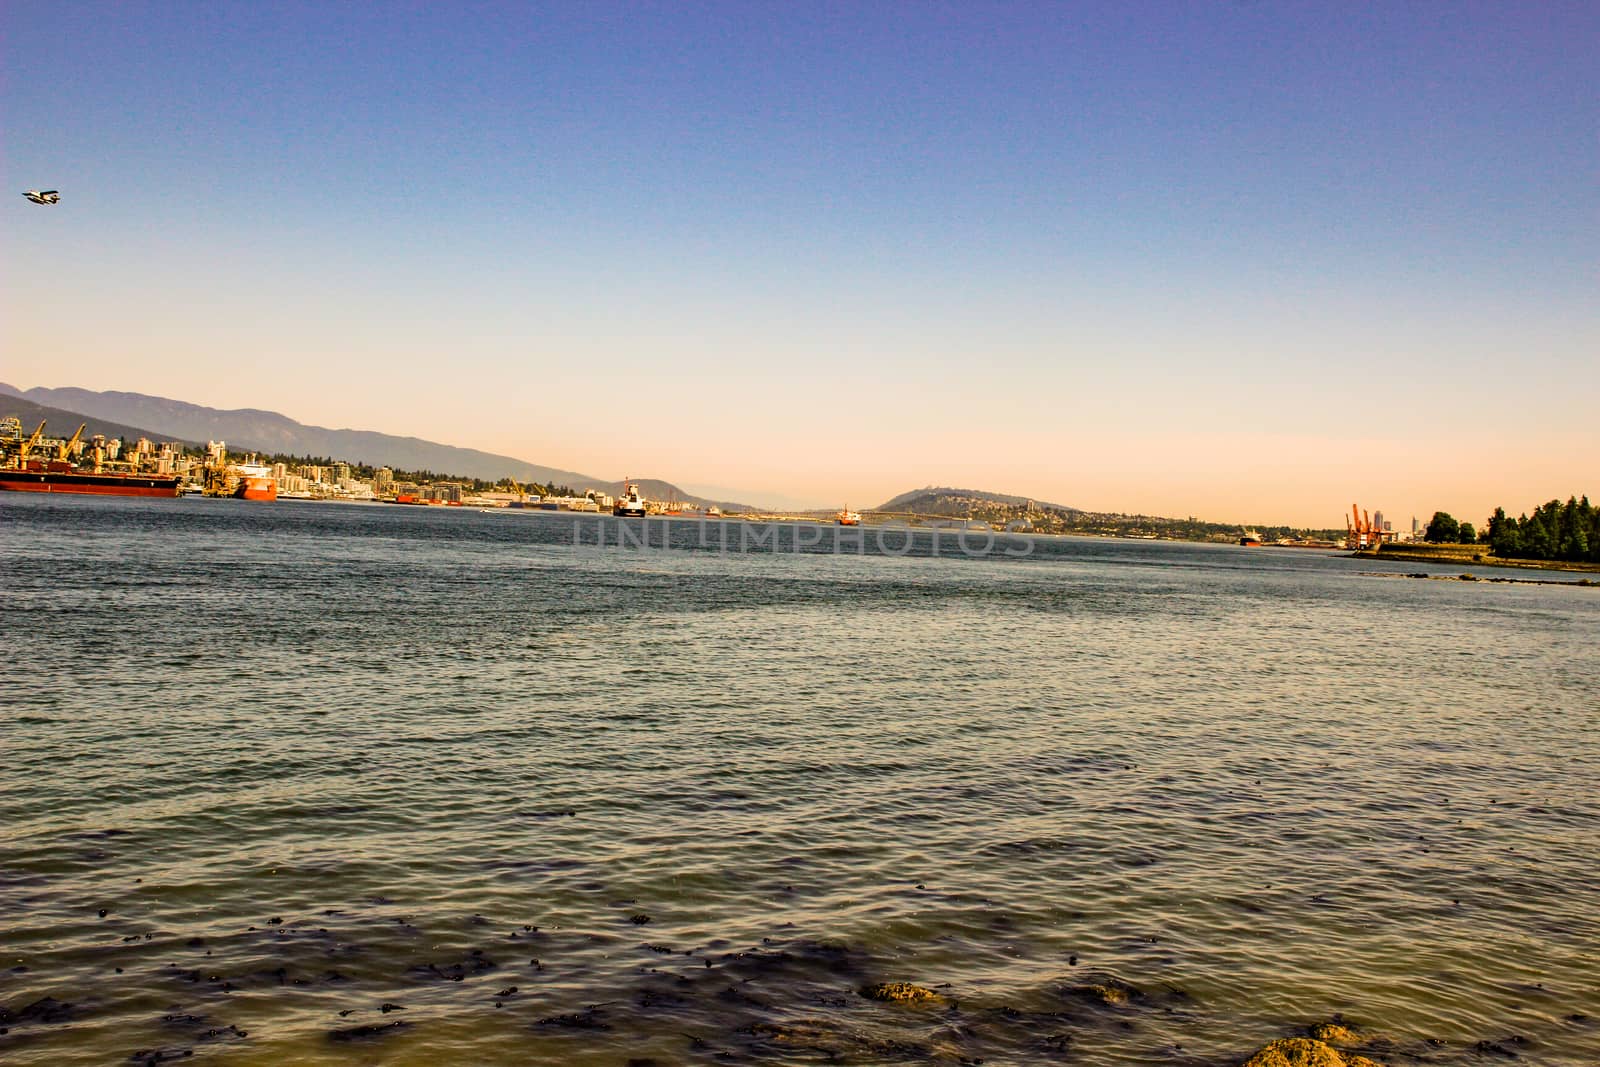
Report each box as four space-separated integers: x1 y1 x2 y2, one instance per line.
22 190 60 205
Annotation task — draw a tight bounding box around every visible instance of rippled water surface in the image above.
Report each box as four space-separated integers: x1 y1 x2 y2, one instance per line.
3 496 1598 1066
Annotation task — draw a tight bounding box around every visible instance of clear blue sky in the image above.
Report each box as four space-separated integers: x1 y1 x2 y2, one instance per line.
4 2 1595 523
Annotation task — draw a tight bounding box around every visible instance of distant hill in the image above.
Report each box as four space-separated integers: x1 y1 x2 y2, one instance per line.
874 483 1343 543
0 383 600 487
876 485 1080 515
0 383 756 510
0 392 193 451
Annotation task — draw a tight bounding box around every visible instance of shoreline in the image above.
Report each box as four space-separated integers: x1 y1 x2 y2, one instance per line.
1352 544 1600 573
1362 570 1597 588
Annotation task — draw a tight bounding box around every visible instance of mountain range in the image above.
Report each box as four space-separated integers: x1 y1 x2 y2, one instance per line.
0 385 1119 521
0 392 187 453
0 384 754 509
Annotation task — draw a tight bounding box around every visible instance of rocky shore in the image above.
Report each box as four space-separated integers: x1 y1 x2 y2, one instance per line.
1353 542 1600 573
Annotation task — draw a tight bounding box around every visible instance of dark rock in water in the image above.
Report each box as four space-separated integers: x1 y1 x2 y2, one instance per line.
409 954 498 982
748 1019 935 1059
128 1048 194 1064
536 1007 610 1030
1474 1035 1530 1056
12 996 79 1024
859 981 939 1003
328 1020 410 1042
380 1002 405 1013
629 913 652 925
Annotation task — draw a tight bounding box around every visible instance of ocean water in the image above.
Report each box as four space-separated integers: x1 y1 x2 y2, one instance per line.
2 496 1597 1066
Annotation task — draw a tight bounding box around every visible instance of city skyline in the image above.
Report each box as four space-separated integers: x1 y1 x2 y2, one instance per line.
5 3 1595 527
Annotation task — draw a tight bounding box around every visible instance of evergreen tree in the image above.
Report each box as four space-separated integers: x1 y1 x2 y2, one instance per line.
1487 507 1520 557
1558 497 1586 560
1424 511 1459 543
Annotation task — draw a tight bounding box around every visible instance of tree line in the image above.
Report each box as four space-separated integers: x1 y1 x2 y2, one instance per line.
1424 496 1597 563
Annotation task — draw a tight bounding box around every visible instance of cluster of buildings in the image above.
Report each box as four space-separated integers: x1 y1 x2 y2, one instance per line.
269 461 381 501
2 420 194 477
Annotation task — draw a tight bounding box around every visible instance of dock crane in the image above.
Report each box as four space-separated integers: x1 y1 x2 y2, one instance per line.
56 423 87 462
16 421 47 464
1347 503 1381 549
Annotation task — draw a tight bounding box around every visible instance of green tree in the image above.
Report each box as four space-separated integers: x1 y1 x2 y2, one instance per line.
1424 511 1459 543
1486 507 1520 557
1522 512 1553 560
1557 497 1588 560
1458 521 1477 544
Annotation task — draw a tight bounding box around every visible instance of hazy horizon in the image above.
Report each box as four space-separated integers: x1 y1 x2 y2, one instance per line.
5 4 1595 528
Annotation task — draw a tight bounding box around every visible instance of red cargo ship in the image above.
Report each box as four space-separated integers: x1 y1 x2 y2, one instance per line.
0 462 181 498
232 464 278 501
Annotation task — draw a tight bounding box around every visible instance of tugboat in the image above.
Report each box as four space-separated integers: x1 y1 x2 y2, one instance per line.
1238 529 1262 547
613 480 647 517
836 506 861 526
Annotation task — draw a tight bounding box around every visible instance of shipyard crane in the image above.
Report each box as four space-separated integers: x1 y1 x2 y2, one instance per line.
56 423 87 462
1347 502 1381 549
17 421 47 464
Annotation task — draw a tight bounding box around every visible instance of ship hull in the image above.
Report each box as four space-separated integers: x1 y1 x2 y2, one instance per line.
234 476 278 502
0 471 181 497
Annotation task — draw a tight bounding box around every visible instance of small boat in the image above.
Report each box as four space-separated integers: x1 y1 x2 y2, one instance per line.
1239 529 1262 547
836 506 861 526
613 480 647 517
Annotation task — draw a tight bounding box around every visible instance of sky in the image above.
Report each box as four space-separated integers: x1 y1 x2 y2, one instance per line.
3 2 1595 526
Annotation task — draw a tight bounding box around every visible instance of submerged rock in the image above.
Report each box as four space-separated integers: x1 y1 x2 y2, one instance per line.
328 1020 410 1042
1064 977 1142 1006
9 996 79 1024
1241 1037 1386 1067
1309 1020 1362 1045
748 1019 936 1059
859 981 939 1003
